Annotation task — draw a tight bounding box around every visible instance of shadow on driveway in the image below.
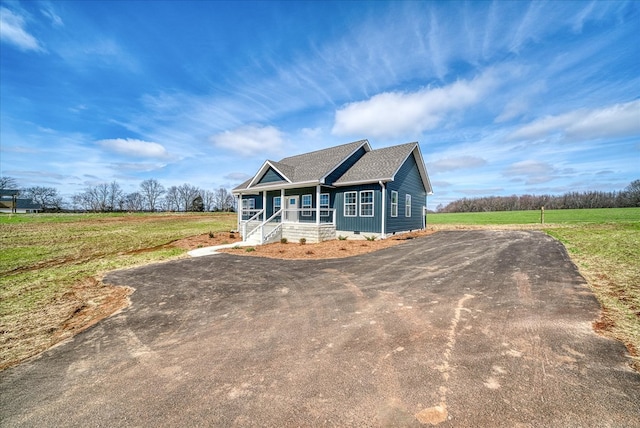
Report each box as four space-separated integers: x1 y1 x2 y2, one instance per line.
1 230 638 427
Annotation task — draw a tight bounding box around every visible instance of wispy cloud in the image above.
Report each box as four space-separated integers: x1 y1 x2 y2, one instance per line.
98 138 170 159
210 125 285 157
40 3 63 27
508 100 640 142
0 7 44 52
332 69 499 139
502 160 576 185
428 156 487 174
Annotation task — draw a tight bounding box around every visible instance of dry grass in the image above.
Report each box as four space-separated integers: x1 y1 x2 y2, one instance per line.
0 213 236 370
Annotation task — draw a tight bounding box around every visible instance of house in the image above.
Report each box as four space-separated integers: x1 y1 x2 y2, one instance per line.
232 139 433 244
0 189 42 214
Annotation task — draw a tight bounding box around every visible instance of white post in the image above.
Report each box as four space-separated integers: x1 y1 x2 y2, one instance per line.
316 185 321 225
237 194 242 233
380 181 386 238
262 191 267 222
281 188 285 221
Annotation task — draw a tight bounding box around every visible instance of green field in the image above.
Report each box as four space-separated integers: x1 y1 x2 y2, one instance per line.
0 212 237 369
429 207 639 370
427 207 640 225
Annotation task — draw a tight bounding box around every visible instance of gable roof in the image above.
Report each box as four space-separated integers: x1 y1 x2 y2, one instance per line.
234 140 370 191
233 139 432 194
333 142 433 194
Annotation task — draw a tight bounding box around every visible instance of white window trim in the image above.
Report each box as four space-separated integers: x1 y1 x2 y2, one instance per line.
273 196 281 211
344 191 357 217
302 194 312 216
391 191 398 217
320 193 330 217
405 194 412 217
243 198 255 210
360 190 374 217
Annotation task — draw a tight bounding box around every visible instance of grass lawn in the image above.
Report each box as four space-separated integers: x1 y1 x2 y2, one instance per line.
430 207 640 370
427 207 640 225
0 212 237 369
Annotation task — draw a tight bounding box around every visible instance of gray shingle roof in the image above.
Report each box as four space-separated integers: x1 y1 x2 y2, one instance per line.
333 142 417 185
233 139 432 194
275 139 368 183
234 140 368 191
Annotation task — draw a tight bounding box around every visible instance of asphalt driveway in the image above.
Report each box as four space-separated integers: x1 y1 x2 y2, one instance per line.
1 230 638 427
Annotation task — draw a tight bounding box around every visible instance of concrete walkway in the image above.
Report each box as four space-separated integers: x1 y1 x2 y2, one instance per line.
187 241 253 257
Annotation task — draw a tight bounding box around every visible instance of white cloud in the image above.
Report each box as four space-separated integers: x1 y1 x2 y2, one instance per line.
508 100 640 142
428 156 487 173
502 160 573 185
98 138 169 158
332 70 498 139
40 4 63 27
224 172 252 182
0 7 43 52
210 125 285 157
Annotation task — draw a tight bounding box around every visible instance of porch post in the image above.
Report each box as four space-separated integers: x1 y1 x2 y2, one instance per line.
316 185 321 225
237 194 242 231
263 191 267 222
380 181 386 237
281 188 285 219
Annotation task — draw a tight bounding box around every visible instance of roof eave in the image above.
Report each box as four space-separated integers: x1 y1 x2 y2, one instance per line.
233 180 321 194
246 160 293 189
334 178 392 187
389 143 433 194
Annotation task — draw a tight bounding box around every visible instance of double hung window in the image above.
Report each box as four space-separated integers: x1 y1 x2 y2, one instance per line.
344 192 357 217
390 191 398 217
302 194 312 216
405 194 412 217
360 191 374 217
242 198 255 211
320 193 330 217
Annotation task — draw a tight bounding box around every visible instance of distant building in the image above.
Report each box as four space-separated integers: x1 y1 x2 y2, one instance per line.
0 190 42 213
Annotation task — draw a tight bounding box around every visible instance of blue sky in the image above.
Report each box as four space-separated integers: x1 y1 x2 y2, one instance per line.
1 0 638 210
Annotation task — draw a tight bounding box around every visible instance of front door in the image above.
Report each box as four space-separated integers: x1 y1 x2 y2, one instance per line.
285 196 298 222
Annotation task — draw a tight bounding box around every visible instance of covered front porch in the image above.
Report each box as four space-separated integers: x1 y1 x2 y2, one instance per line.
237 185 337 245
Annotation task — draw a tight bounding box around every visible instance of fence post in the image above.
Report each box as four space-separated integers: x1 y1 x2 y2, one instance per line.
541 206 545 224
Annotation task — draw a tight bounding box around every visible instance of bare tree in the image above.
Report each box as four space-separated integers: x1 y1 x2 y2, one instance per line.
164 186 180 211
214 187 235 211
176 183 200 212
107 181 123 212
124 192 144 211
624 179 640 207
140 179 165 212
0 176 19 190
21 186 62 211
201 189 215 212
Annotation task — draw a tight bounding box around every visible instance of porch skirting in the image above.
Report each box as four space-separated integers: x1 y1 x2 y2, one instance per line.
282 223 336 243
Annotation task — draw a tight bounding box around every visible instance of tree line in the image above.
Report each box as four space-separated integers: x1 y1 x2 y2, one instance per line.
0 177 236 213
436 179 640 213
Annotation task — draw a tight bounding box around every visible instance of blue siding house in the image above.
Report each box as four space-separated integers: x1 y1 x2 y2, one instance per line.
233 140 432 244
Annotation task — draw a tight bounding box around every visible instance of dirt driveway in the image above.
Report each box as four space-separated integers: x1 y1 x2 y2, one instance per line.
1 230 638 427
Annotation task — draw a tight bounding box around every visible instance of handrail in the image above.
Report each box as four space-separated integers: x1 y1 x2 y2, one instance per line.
263 208 283 224
244 208 283 244
242 209 264 241
244 209 264 223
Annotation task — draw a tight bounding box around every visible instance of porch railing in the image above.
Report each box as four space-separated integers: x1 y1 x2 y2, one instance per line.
243 208 283 244
283 208 335 225
241 208 336 244
241 209 264 241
